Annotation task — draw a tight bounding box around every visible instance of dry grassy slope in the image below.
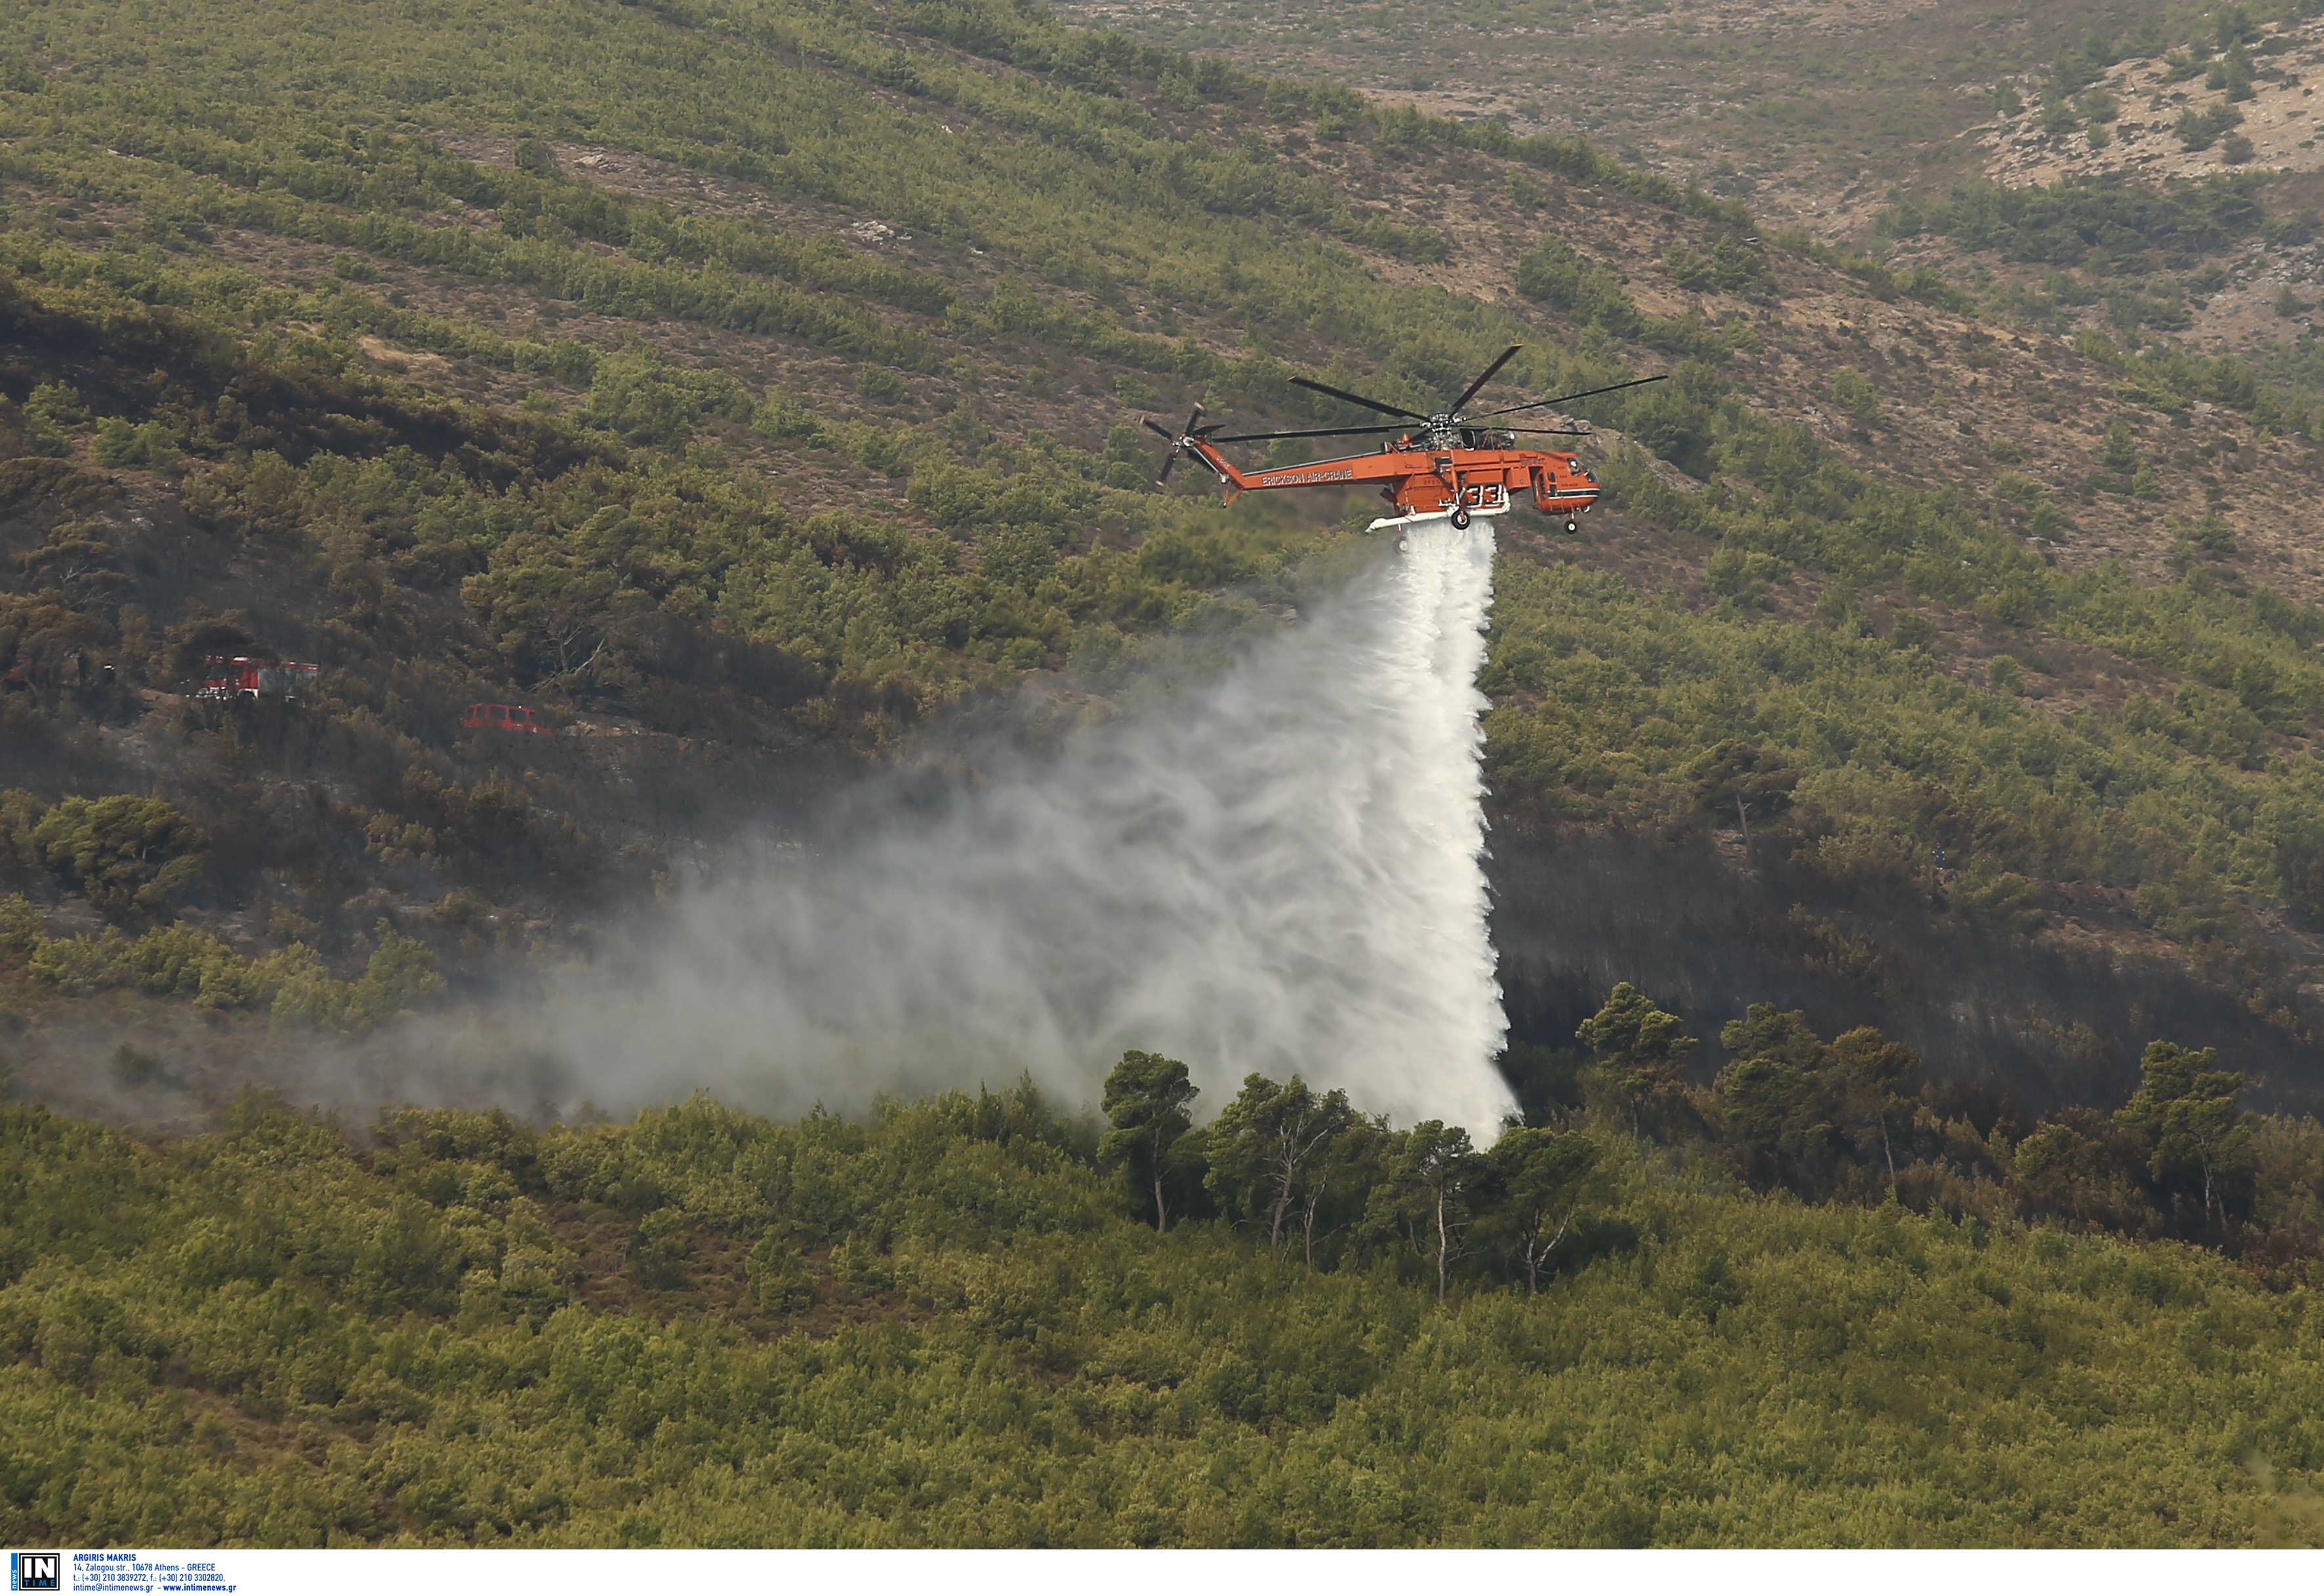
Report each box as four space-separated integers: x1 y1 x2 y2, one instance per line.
156 119 2324 659
1050 0 2157 237
1308 137 2324 698
1984 22 2324 188
1060 0 2324 358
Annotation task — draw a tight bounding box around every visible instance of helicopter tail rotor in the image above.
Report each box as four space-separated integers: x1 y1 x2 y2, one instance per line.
1146 405 1219 487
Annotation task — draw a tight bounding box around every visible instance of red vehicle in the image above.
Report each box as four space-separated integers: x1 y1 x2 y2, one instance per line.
196 657 319 701
462 702 552 733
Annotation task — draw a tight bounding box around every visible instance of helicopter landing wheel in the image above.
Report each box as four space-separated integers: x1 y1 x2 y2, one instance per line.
1395 537 1408 552
1450 507 1472 529
1563 519 1580 535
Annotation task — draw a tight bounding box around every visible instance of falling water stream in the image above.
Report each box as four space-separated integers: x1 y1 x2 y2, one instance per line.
514 520 1514 1132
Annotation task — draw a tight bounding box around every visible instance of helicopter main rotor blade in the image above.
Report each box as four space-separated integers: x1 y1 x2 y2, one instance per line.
1289 375 1429 422
1450 344 1524 415
1142 417 1177 440
1208 423 1414 443
1502 426 1592 436
1488 372 1669 418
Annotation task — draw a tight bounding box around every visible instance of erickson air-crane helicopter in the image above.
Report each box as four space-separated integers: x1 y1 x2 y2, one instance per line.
1144 345 1664 539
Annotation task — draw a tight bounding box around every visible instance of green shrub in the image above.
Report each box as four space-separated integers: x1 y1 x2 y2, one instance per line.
1829 369 1879 425
8 794 208 916
88 418 181 470
581 344 753 446
744 1233 816 1314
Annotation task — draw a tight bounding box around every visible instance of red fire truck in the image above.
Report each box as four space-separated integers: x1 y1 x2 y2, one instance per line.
196 657 319 702
461 702 553 734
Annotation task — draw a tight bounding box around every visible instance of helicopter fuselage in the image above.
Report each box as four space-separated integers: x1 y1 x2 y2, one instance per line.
1178 432 1602 524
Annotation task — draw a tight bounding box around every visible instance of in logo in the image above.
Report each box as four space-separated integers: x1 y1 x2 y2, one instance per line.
10 1553 60 1593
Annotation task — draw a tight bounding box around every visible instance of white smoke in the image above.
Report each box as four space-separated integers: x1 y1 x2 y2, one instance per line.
508 519 1513 1133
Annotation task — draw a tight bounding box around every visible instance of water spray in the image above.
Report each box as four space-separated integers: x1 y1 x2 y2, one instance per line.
481 522 1515 1134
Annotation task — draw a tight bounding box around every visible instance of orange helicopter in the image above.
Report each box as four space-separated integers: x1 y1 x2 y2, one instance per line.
1145 346 1664 535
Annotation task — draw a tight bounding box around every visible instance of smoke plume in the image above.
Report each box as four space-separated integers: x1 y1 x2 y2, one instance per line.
510 520 1514 1132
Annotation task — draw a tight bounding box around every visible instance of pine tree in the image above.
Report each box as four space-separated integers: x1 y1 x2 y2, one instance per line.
1100 1050 1200 1233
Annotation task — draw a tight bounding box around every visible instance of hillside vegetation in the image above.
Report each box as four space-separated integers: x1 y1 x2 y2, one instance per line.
3 1057 2323 1549
6 12 2324 1121
9 5 2324 1546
